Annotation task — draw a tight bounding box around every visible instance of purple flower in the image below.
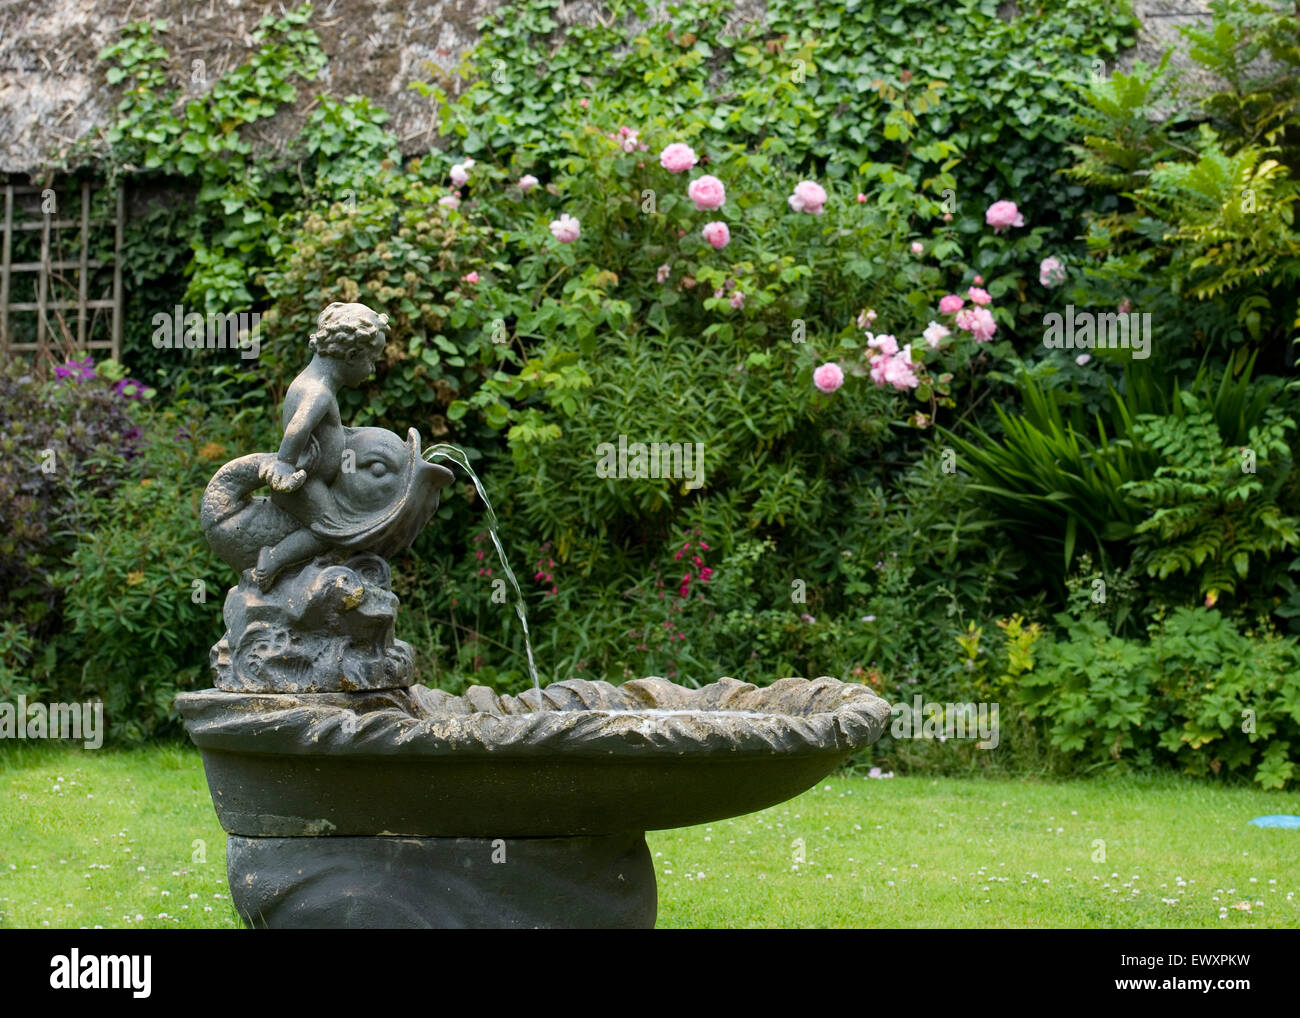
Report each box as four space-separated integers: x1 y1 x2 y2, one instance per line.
114 378 147 400
55 356 94 382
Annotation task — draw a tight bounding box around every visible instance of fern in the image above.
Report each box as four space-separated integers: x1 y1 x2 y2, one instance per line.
1123 387 1298 596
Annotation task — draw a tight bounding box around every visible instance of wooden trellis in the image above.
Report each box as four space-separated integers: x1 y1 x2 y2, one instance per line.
0 180 124 361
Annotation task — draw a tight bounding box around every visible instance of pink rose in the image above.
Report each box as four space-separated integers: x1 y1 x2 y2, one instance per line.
687 174 726 210
659 143 698 173
856 193 867 203
911 241 924 255
968 286 992 306
922 321 950 348
867 333 899 357
438 195 460 210
1039 256 1066 288
461 271 479 284
701 221 730 249
548 213 581 243
518 174 539 193
788 180 828 214
813 363 844 393
618 128 640 153
450 163 470 187
956 306 997 341
579 98 589 108
985 200 1024 233
656 264 671 284
883 347 919 390
938 294 964 315
942 212 952 222
856 308 878 330
729 291 745 309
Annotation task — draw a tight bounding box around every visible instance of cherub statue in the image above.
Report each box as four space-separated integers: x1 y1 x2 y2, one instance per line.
253 302 390 590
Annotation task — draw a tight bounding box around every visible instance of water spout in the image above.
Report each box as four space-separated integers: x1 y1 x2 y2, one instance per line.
423 444 541 690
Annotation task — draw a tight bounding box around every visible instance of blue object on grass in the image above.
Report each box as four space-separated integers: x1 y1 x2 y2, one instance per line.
1248 815 1300 828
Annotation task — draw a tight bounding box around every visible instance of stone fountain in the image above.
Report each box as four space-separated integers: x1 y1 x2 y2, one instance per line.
176 301 891 928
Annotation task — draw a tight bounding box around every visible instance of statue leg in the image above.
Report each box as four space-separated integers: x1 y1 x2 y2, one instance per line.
253 528 329 591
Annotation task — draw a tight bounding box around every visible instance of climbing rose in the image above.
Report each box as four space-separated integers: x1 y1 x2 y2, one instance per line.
911 241 924 255
813 363 844 393
883 346 919 390
922 321 950 349
450 163 470 186
701 221 730 249
729 291 745 309
938 294 964 315
956 306 997 341
788 180 828 214
985 200 1024 233
579 98 589 108
657 264 671 284
857 308 878 330
967 286 992 306
549 213 581 243
438 195 460 210
867 333 899 357
461 271 479 284
687 174 726 210
856 193 867 203
659 143 698 173
1040 256 1066 288
518 174 539 193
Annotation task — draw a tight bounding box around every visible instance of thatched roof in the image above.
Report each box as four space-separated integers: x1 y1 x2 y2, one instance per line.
0 0 1221 176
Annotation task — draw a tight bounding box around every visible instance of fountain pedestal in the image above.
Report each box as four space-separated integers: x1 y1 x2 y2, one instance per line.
225 833 657 929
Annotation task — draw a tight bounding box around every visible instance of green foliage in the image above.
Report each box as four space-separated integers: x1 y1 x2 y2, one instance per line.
1065 0 1300 356
1016 606 1300 788
421 0 1136 248
1123 384 1298 596
58 370 275 741
0 359 146 700
94 4 332 312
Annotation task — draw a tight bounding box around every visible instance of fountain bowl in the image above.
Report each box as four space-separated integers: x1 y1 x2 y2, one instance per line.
177 676 891 839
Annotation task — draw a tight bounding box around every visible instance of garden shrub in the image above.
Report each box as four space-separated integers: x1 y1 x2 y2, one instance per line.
0 358 147 701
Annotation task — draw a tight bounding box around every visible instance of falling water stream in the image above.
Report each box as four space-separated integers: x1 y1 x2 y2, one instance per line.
423 444 541 690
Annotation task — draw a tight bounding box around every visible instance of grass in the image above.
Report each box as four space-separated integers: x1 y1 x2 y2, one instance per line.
1 742 1298 929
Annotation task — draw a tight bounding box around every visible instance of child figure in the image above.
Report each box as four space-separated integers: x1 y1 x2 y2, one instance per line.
252 302 389 591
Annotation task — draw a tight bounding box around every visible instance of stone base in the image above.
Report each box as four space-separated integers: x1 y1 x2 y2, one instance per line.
226 833 657 929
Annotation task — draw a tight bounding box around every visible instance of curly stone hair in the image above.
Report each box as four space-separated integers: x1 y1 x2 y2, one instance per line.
308 302 390 360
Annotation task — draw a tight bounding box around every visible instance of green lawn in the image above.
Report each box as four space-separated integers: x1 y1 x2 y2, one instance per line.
2 742 1298 928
